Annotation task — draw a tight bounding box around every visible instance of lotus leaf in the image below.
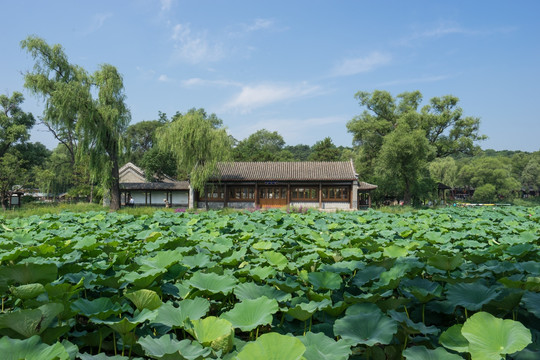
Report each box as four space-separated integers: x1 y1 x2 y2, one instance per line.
0 335 72 360
427 254 463 271
71 297 125 319
234 282 291 302
138 334 211 359
235 333 306 360
152 298 210 328
333 311 398 346
221 296 278 331
400 277 443 303
287 299 332 321
181 253 212 269
0 262 58 285
352 266 385 287
439 324 469 353
446 282 501 311
384 245 409 258
184 316 234 353
403 346 463 360
125 289 163 311
263 251 288 270
0 302 64 338
521 291 540 318
299 332 351 360
461 311 532 360
187 272 237 295
10 283 46 300
307 271 342 291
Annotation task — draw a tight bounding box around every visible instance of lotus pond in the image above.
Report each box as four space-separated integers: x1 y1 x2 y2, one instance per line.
0 206 539 360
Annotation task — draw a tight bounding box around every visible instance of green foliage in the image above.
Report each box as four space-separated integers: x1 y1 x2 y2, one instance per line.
347 90 486 203
309 137 341 161
156 110 231 196
22 36 130 210
233 129 292 161
0 207 538 358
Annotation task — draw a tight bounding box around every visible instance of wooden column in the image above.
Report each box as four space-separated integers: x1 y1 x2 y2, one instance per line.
349 184 353 209
319 183 322 209
224 184 228 208
254 183 258 207
287 184 290 207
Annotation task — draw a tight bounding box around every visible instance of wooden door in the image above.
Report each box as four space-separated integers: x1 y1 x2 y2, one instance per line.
258 187 288 207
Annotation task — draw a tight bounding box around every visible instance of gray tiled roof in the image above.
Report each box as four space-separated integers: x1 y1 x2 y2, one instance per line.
214 161 358 181
120 181 189 190
358 181 378 190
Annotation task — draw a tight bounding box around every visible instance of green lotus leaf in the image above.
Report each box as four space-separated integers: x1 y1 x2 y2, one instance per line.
333 312 398 346
221 296 278 331
388 310 440 335
187 272 237 295
263 251 288 270
287 299 332 321
383 245 409 258
461 311 532 360
184 316 234 353
121 268 165 288
77 352 131 359
152 298 210 328
138 334 211 359
521 291 540 318
0 262 58 285
446 282 501 311
269 277 302 293
403 345 463 360
71 297 125 319
400 278 443 303
249 266 277 281
252 241 273 250
92 317 138 335
10 283 46 300
181 253 212 269
72 235 97 250
352 266 385 287
125 289 163 311
236 333 306 360
299 332 351 360
0 302 64 338
307 271 342 291
234 282 291 302
427 254 463 271
345 302 382 316
0 335 72 360
439 324 469 353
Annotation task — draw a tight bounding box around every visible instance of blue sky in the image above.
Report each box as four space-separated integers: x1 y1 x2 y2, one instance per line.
2 1 539 152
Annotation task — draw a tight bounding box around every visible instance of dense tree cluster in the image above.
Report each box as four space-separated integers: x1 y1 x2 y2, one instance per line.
1 37 539 210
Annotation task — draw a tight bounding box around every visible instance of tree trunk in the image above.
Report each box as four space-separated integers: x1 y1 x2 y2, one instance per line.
109 156 121 211
403 179 412 205
0 191 7 211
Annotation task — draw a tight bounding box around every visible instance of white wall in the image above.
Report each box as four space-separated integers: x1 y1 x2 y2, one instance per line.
172 191 188 205
131 191 146 205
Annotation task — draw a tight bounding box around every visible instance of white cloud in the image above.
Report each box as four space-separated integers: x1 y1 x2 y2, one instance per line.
158 74 172 82
160 0 173 11
331 52 391 77
181 78 241 87
398 22 517 46
85 13 112 34
223 83 322 113
245 18 274 32
171 23 224 63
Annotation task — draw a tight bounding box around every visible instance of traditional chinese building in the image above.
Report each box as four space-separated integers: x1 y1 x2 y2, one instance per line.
197 161 376 210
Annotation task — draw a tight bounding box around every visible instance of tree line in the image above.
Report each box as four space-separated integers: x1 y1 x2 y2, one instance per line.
1 36 539 210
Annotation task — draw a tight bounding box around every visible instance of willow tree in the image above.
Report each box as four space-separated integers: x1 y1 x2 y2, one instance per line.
81 65 130 210
155 110 231 206
21 36 130 210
